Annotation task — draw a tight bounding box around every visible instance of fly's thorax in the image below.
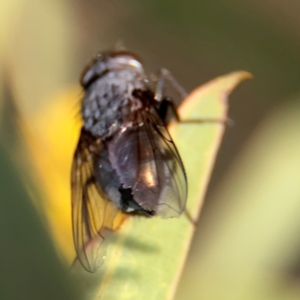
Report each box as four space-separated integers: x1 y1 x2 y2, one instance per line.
81 69 148 139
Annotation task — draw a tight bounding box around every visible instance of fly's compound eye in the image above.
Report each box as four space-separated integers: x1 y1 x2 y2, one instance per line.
80 55 108 89
109 51 142 64
80 51 144 89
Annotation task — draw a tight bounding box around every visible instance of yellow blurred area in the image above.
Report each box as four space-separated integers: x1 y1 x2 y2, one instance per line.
20 87 82 262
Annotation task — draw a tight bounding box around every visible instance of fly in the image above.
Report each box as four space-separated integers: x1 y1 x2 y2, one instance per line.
71 51 189 272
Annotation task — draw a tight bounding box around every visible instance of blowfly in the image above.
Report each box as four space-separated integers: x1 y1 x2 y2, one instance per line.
71 51 189 272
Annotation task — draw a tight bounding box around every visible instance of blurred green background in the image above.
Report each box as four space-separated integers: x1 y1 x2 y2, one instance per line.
1 0 300 299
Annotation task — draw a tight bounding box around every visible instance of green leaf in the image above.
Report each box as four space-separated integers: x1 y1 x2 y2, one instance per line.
72 71 251 300
175 96 300 300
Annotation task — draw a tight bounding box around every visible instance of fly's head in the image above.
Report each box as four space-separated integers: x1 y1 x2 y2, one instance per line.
80 51 145 90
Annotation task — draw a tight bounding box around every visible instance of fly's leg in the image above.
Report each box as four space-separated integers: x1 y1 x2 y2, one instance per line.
157 96 233 126
154 68 184 122
184 209 197 228
154 68 188 102
155 68 232 125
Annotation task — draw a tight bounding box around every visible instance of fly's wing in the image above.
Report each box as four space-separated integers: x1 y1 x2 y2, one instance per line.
141 108 187 217
108 108 187 218
71 130 119 272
